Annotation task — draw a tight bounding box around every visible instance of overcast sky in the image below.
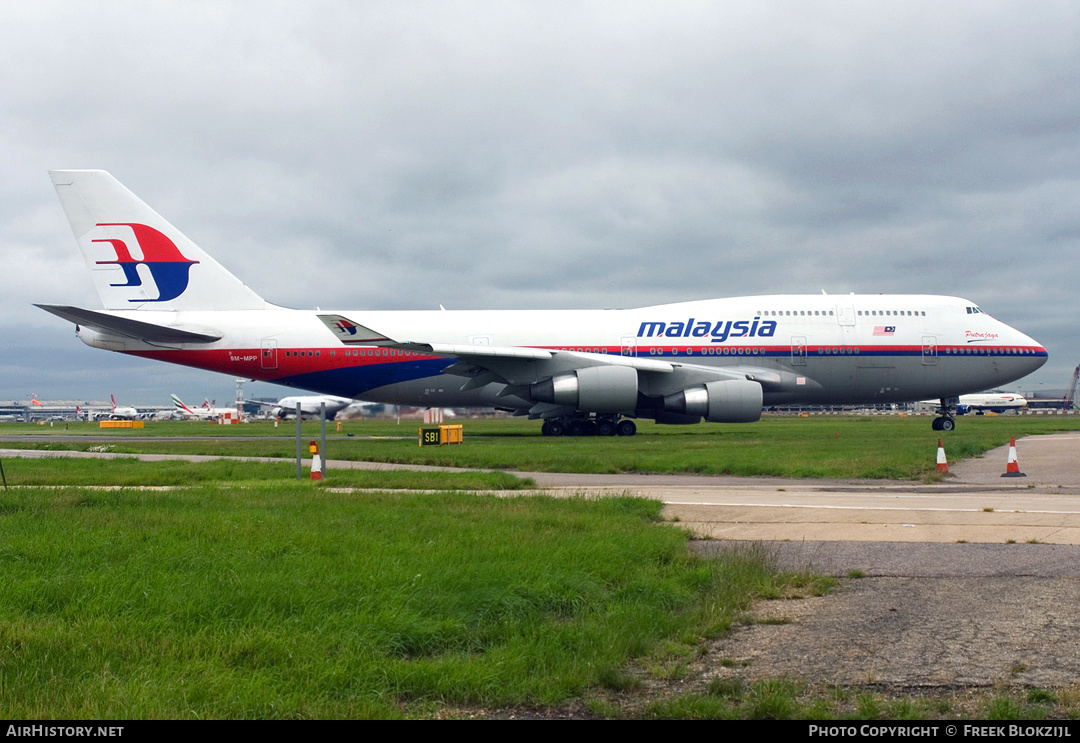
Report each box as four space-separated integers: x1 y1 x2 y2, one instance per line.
3 1 1078 404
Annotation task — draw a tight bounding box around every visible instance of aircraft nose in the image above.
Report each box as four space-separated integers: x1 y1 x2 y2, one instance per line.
1029 345 1048 373
1018 332 1048 375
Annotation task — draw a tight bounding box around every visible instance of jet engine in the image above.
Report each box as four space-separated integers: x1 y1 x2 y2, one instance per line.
663 379 763 423
530 366 639 413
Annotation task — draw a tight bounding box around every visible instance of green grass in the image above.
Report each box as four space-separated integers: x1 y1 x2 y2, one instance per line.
0 481 793 718
0 456 531 490
3 447 1080 719
5 414 1079 478
4 416 1080 718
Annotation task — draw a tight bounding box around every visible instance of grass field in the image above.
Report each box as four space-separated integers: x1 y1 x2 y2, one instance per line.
0 466 820 718
6 414 1080 478
0 455 531 490
3 416 1080 718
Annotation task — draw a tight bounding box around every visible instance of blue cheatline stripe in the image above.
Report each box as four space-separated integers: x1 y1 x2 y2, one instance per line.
631 346 1047 359
269 357 455 397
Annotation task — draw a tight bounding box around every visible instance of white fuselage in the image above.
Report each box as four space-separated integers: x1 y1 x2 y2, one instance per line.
42 171 1048 429
76 294 1046 412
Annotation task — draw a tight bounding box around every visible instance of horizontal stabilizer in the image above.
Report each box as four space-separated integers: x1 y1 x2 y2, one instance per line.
317 314 398 346
35 304 221 344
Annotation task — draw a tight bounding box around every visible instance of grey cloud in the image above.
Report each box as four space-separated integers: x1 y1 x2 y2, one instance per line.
3 1 1078 398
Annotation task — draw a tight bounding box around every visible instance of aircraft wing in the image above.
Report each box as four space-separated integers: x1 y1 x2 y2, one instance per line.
316 313 794 395
319 313 678 379
36 304 222 344
318 313 798 423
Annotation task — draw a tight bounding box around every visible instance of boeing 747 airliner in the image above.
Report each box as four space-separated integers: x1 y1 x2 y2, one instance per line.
37 170 1047 435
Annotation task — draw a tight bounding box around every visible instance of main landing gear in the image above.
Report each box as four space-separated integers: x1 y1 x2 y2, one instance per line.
541 415 637 437
931 397 958 431
931 416 955 431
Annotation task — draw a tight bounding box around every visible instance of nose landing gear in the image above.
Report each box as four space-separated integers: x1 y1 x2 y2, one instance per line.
931 397 958 431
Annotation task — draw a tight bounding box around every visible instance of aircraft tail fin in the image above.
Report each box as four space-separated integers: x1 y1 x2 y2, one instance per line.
49 170 269 311
171 394 195 415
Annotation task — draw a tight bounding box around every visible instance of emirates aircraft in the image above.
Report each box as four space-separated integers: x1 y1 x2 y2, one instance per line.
170 394 236 420
38 170 1047 436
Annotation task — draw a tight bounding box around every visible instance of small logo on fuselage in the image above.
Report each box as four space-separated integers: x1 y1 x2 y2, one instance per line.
92 223 198 302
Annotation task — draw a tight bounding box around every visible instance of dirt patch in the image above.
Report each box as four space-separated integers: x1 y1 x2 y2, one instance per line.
706 576 1080 691
682 540 1080 695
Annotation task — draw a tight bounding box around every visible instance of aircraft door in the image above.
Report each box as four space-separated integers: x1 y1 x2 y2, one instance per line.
922 336 938 366
621 336 637 357
261 339 278 370
791 336 807 366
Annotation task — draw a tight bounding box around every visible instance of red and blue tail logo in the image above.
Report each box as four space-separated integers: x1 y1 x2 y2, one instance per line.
93 223 198 302
333 319 358 336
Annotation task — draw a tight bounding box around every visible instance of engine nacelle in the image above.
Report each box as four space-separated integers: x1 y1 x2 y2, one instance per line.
663 379 763 423
530 365 639 413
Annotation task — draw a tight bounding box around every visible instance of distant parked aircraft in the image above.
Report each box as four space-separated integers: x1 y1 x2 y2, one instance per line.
170 395 236 420
267 394 354 419
955 392 1027 414
108 394 139 420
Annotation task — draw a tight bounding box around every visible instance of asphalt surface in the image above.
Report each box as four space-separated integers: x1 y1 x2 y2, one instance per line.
523 433 1080 545
695 539 1080 577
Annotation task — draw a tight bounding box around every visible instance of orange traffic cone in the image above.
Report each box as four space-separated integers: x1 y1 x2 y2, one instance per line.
936 439 948 473
1001 438 1025 478
309 440 323 481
